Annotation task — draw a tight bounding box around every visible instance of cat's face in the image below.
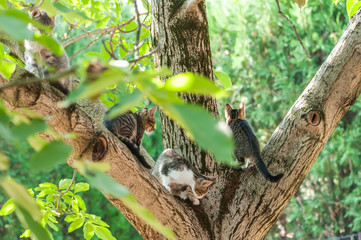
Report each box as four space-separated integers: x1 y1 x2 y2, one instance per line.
225 103 246 124
141 106 158 134
194 177 216 199
29 10 55 33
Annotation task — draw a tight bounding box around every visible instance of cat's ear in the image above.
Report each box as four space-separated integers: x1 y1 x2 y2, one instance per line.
200 179 215 188
239 102 246 119
225 103 232 118
149 106 158 116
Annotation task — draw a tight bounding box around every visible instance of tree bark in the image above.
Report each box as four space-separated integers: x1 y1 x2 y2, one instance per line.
1 3 361 240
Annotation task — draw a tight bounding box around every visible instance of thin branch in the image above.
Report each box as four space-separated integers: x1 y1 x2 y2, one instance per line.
109 30 117 59
275 0 309 58
128 47 159 63
0 67 76 91
133 0 142 60
63 15 139 48
69 34 104 59
56 169 77 211
102 40 118 60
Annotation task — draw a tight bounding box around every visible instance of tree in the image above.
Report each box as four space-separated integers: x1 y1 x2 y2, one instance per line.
1 0 361 239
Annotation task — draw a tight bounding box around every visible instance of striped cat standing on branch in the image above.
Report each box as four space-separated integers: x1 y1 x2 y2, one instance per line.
24 9 72 95
225 103 283 182
103 106 158 169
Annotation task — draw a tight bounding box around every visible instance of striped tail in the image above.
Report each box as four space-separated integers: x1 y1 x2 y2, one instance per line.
253 152 283 182
117 136 151 169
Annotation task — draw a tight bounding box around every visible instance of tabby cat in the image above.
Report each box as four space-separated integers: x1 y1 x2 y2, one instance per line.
24 9 71 95
225 103 283 182
152 149 216 205
103 106 158 169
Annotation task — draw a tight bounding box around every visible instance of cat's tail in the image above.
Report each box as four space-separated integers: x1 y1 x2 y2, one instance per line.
252 152 283 182
117 136 152 169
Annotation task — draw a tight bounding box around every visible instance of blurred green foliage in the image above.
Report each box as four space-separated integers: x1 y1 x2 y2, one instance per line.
208 0 360 238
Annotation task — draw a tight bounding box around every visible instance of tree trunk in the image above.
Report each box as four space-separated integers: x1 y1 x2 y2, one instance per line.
1 2 361 240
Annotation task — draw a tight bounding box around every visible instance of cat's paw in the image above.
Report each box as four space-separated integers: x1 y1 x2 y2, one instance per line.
180 192 188 200
192 199 200 205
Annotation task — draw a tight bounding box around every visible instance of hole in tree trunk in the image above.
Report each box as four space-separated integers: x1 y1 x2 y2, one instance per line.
92 136 108 161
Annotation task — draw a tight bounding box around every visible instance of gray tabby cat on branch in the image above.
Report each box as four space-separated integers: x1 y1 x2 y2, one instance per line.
103 106 158 169
152 149 216 205
24 9 71 95
225 103 283 182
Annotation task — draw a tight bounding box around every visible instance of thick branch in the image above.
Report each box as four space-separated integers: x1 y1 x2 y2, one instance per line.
223 8 361 239
0 75 208 239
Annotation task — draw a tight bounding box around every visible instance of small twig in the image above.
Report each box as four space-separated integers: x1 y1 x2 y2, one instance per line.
56 169 77 211
118 37 129 53
102 40 118 60
109 30 117 59
141 23 150 30
0 67 76 91
129 47 159 69
133 0 142 60
275 0 309 58
69 34 104 59
128 47 158 63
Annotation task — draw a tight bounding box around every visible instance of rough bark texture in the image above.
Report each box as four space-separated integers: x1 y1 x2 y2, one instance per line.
1 2 361 240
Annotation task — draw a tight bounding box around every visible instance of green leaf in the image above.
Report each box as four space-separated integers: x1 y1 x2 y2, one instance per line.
94 226 116 240
0 60 16 79
0 177 41 220
74 195 87 211
20 229 31 238
74 182 90 193
64 214 77 223
33 34 63 56
0 198 15 215
0 0 8 9
29 141 72 172
214 71 232 89
16 205 53 240
0 14 32 40
61 67 128 107
105 90 145 119
12 119 48 140
84 169 129 198
59 179 74 190
153 101 235 165
68 217 85 233
47 221 59 231
350 2 361 17
0 152 9 170
27 134 48 152
347 0 358 16
39 182 58 190
83 222 95 240
162 72 224 97
121 194 175 240
52 2 93 21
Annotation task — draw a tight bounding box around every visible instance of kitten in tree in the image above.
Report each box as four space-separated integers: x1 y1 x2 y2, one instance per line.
152 149 216 205
225 103 283 182
24 9 71 95
103 106 158 169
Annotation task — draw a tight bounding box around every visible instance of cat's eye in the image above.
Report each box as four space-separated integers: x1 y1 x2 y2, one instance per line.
180 186 187 191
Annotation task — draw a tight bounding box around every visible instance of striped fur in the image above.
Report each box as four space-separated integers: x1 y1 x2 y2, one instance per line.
24 10 71 95
225 103 283 182
103 106 157 169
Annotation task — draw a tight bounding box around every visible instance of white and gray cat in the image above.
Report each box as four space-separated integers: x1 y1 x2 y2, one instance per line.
152 149 216 205
24 9 71 95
